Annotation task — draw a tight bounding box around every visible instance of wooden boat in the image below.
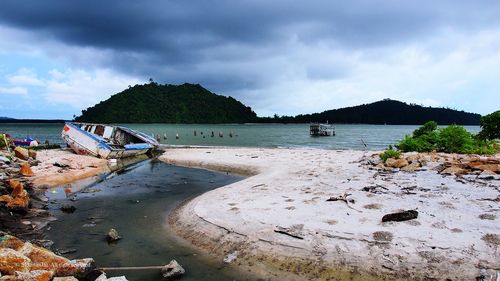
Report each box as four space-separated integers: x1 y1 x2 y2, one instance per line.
310 122 335 136
61 122 159 159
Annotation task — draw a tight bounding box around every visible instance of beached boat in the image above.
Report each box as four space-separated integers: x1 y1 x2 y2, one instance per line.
61 122 159 159
310 122 335 136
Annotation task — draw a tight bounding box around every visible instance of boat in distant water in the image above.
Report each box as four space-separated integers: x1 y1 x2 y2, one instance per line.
310 122 335 136
61 122 159 159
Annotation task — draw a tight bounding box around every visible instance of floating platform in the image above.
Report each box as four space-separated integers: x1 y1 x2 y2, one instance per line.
310 123 335 136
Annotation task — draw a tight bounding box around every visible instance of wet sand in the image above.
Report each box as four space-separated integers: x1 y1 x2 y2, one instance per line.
160 148 499 280
32 149 110 188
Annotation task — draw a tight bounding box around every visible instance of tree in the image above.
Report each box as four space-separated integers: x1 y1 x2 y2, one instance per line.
477 110 500 140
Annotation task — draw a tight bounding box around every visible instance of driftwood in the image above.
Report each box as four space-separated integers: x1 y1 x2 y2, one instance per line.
382 210 418 222
362 185 388 193
326 192 354 203
326 193 362 212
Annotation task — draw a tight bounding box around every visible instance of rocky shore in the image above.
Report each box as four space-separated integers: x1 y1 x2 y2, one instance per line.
0 147 127 280
161 148 499 281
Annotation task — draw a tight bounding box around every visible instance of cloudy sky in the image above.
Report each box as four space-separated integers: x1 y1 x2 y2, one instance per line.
0 1 499 119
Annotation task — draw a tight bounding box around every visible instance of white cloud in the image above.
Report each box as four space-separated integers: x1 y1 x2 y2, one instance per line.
7 68 43 86
0 86 28 95
43 68 142 109
231 28 500 116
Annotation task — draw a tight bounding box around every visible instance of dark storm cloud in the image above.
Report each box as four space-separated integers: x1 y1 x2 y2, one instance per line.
1 0 499 93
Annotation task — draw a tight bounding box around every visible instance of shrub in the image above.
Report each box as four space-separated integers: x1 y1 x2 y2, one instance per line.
380 149 401 162
397 121 498 155
436 125 475 153
477 110 500 140
397 134 437 152
413 121 438 138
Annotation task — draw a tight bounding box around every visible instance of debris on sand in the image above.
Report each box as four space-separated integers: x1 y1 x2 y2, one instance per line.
382 210 418 222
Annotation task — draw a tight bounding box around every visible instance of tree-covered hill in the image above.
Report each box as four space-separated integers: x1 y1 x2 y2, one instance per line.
287 99 481 125
75 83 258 123
75 83 481 125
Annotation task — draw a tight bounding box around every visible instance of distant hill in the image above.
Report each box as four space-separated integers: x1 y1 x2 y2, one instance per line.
0 118 65 123
75 83 258 123
267 99 480 125
75 83 481 125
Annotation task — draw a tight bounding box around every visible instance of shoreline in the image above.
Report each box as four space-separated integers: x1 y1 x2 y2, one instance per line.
160 147 499 280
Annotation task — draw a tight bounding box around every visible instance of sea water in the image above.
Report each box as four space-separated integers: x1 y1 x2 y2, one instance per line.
46 159 254 281
0 123 481 150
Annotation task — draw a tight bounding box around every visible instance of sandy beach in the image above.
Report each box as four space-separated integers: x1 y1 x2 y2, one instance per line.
31 149 110 188
160 147 499 280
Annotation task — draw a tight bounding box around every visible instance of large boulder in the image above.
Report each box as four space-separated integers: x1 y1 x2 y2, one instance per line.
161 260 185 280
12 269 53 281
8 180 24 198
385 158 409 169
0 248 31 275
441 166 466 175
401 162 421 172
19 242 69 273
6 190 29 210
14 147 29 161
20 163 34 177
28 150 37 160
0 234 25 250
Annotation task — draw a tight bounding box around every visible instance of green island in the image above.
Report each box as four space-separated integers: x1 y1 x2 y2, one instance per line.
74 82 481 125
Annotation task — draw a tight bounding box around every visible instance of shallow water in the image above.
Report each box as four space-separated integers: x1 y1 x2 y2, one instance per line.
45 159 254 281
0 123 481 150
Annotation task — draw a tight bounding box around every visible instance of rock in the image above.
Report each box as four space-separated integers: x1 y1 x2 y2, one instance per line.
95 273 108 281
472 164 500 173
478 170 498 180
19 163 34 177
405 154 420 162
382 210 418 222
0 248 31 275
441 166 466 175
401 162 421 172
33 240 54 250
385 158 409 168
108 277 129 281
84 269 106 281
161 260 185 280
13 270 53 281
28 159 41 166
60 204 76 213
19 242 69 273
63 258 96 278
0 194 14 203
107 229 121 242
6 190 29 210
53 277 79 281
0 234 25 250
28 149 37 159
0 156 10 164
14 147 29 160
8 180 24 197
55 248 77 255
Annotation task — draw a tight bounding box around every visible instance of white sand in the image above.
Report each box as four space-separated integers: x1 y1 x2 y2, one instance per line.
160 147 499 280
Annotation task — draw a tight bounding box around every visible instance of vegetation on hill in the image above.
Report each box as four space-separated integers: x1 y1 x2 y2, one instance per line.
75 83 258 123
395 121 499 155
477 110 500 140
265 99 481 125
75 82 482 125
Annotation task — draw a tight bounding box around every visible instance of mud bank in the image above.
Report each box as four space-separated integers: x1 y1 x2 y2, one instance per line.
161 148 499 280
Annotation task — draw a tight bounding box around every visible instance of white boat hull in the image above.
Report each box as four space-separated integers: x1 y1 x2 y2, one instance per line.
62 122 158 159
